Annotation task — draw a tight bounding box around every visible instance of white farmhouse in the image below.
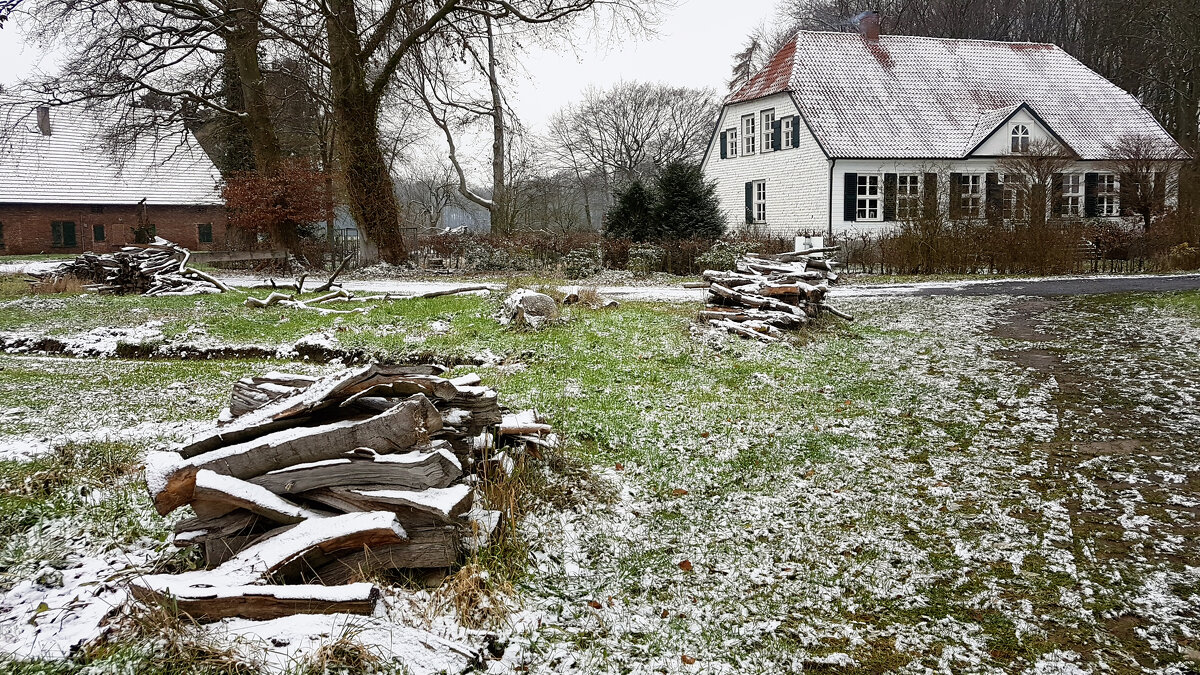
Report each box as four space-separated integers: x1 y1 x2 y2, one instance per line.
701 18 1187 239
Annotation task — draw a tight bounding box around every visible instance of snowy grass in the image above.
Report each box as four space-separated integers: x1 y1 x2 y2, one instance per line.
1 287 1198 673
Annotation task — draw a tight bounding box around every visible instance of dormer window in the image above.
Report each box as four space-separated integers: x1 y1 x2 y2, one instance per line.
1010 124 1030 153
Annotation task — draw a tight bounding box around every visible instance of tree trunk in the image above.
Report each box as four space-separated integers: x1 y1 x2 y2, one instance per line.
226 0 282 173
326 0 405 263
486 16 509 235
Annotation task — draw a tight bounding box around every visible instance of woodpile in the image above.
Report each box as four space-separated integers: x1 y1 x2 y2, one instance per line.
697 248 852 342
29 238 229 296
136 365 552 622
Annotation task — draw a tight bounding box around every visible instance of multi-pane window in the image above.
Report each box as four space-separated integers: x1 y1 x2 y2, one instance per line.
856 174 882 221
51 220 77 247
1001 175 1027 220
198 223 214 244
752 180 767 223
1061 174 1082 216
958 174 983 218
1010 124 1030 153
1097 173 1119 216
742 114 756 155
93 224 106 242
781 117 794 149
897 174 920 220
726 129 738 158
761 110 775 152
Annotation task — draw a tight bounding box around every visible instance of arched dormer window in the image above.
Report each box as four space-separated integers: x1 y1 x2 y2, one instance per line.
1010 124 1030 153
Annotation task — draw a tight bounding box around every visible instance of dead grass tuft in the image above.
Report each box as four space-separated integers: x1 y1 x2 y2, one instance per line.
29 276 87 295
575 286 601 307
438 563 510 630
294 632 382 675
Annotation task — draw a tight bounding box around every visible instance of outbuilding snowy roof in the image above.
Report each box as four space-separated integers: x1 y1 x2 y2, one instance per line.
0 103 223 205
728 31 1182 160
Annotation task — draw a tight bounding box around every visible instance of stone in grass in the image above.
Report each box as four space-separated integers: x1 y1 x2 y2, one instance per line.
501 289 559 329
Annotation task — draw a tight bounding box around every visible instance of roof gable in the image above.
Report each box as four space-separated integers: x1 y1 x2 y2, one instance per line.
0 104 223 206
727 31 1182 161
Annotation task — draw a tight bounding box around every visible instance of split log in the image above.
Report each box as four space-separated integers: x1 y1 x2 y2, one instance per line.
130 582 380 622
248 447 462 495
300 484 473 526
180 364 446 457
150 396 443 515
192 469 326 524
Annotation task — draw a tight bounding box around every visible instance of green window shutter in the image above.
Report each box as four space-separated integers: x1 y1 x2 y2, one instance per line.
1119 173 1135 216
843 173 858 222
948 173 962 220
791 116 801 148
720 131 728 160
64 222 76 247
985 172 1001 223
745 181 754 224
882 173 897 221
93 224 105 242
771 120 783 151
1084 173 1098 217
922 172 938 219
1153 171 1167 212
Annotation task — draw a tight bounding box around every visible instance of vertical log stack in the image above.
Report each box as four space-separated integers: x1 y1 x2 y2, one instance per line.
135 365 552 621
698 248 852 341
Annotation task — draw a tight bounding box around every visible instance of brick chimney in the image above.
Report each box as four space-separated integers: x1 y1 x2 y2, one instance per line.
36 106 52 136
855 10 881 41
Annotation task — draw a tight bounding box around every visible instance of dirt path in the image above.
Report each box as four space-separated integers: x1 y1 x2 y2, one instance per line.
991 296 1200 669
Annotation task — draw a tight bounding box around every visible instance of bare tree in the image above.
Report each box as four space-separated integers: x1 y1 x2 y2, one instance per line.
548 82 719 186
1103 133 1188 230
995 140 1078 227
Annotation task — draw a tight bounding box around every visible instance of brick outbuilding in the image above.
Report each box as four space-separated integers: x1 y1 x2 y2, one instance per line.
0 104 228 255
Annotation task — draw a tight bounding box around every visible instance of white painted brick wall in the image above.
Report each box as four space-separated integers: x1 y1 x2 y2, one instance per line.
701 93 830 238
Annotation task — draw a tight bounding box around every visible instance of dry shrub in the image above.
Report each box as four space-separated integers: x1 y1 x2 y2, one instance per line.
223 158 329 251
576 286 602 306
879 217 1087 275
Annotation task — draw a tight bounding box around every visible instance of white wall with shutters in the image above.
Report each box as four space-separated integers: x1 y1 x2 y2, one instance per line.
827 159 1183 239
701 93 830 237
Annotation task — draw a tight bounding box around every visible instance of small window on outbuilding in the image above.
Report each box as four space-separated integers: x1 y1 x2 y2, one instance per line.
0 223 5 249
90 205 105 214
51 221 77 248
1010 124 1030 153
197 223 213 244
93 224 106 242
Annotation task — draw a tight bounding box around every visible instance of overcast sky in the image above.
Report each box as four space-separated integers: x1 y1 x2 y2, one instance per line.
1 0 779 130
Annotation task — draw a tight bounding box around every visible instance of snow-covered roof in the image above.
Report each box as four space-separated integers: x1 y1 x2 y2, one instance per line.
728 31 1183 160
0 103 223 205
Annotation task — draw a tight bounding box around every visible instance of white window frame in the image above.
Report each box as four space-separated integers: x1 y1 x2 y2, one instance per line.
856 174 882 221
742 114 756 155
1010 124 1030 153
959 174 983 218
726 128 738 158
761 109 775 153
781 116 794 149
1062 174 1082 216
752 180 767 223
896 174 920 220
1097 173 1119 216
